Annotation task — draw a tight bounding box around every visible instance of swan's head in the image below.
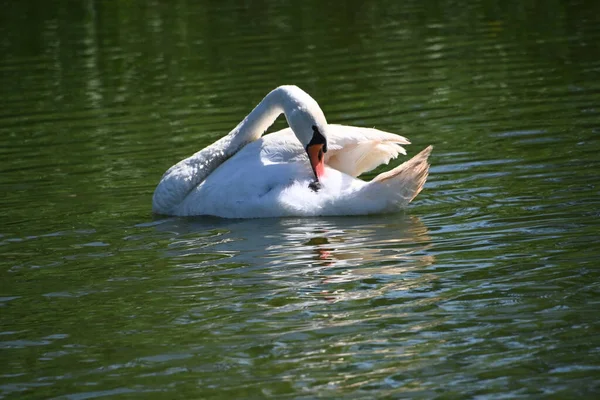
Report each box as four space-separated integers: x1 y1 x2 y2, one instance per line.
285 107 328 189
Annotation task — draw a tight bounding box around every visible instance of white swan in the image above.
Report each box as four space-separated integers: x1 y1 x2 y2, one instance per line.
153 85 432 218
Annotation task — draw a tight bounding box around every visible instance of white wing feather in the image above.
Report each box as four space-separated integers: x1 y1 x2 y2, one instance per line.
324 124 410 177
261 124 411 177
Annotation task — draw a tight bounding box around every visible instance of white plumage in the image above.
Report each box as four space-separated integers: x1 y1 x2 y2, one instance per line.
153 86 432 218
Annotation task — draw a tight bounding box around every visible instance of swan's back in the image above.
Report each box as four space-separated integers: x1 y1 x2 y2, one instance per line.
167 126 431 218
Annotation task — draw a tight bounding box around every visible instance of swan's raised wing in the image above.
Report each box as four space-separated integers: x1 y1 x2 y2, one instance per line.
323 124 410 177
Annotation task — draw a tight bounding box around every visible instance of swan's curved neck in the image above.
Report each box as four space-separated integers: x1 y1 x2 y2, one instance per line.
229 89 283 146
152 86 321 214
229 85 319 147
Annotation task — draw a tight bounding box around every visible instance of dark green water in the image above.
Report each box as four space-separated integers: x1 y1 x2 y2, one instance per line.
2 0 600 398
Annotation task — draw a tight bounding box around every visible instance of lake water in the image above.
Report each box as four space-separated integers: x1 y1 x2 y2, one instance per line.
2 0 600 398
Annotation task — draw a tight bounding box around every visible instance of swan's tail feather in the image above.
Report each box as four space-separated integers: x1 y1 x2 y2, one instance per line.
372 145 432 205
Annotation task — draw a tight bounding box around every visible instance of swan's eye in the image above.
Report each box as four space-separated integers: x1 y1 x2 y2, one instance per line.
311 125 327 153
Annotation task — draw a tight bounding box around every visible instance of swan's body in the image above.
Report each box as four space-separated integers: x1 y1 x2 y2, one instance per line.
153 86 432 218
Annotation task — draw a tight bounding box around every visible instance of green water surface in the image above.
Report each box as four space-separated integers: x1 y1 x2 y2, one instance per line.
1 0 600 398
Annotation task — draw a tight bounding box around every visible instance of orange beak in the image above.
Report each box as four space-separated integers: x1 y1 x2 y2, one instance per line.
306 143 325 181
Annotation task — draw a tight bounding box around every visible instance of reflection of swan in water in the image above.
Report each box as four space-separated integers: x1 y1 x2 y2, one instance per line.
263 216 434 302
151 214 434 303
